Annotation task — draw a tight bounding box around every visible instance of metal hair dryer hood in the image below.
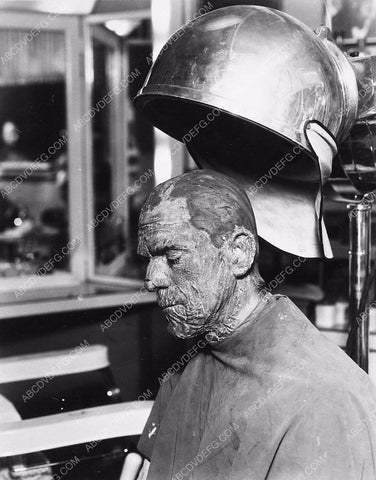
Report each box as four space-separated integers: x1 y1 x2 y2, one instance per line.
135 5 376 257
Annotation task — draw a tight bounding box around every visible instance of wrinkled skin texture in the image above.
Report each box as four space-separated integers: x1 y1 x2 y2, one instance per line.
138 170 262 343
138 203 236 339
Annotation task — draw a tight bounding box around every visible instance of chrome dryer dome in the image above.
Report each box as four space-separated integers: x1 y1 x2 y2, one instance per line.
135 5 362 183
135 6 376 258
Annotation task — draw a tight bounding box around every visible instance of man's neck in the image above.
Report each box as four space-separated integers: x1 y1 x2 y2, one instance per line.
205 275 266 344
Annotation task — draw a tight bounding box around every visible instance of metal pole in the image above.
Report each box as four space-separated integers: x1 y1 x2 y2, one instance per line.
347 200 372 372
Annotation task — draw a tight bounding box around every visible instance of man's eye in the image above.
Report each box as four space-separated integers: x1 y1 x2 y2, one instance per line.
166 253 182 265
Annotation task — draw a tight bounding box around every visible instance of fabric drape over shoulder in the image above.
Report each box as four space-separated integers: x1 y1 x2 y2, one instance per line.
138 296 376 480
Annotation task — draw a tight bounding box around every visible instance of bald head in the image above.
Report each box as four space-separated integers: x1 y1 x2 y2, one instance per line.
138 170 264 341
139 170 258 249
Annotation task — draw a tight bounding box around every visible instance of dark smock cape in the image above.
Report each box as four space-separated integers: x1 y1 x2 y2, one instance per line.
138 295 376 479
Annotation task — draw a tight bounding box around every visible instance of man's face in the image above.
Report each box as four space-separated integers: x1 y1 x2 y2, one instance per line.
138 197 236 339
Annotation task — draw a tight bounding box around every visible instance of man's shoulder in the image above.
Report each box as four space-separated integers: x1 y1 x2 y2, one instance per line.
238 360 376 439
270 296 363 376
246 296 376 414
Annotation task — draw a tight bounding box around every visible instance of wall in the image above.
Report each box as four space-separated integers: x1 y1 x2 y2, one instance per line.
282 0 323 29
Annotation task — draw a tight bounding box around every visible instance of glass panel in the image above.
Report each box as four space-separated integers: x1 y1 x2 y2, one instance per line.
90 19 154 280
0 29 71 281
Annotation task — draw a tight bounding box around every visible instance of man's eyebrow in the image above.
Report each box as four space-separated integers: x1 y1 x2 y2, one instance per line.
150 243 188 255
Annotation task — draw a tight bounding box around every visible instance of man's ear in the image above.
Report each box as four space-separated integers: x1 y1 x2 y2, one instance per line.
224 227 257 277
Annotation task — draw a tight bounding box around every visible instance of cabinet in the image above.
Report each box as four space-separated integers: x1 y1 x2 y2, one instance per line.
0 13 85 302
0 10 162 316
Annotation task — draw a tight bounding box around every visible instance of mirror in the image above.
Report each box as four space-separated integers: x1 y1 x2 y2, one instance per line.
87 15 154 280
0 29 71 280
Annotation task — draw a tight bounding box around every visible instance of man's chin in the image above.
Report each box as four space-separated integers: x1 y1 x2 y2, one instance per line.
167 323 202 339
163 306 205 339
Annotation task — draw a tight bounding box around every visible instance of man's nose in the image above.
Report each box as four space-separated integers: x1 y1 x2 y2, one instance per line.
145 257 171 292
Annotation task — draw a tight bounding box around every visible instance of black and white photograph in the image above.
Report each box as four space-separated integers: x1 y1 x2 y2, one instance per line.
0 0 376 479
326 0 376 41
